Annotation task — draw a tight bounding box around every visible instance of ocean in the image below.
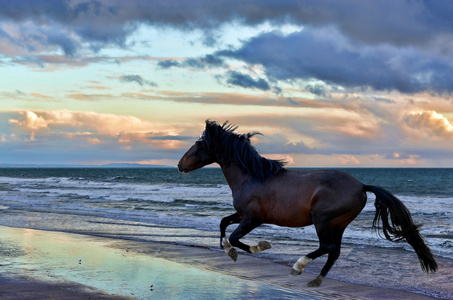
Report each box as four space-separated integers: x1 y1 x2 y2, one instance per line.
0 167 452 298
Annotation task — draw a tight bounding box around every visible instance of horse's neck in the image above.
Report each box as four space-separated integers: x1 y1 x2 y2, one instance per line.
220 161 252 192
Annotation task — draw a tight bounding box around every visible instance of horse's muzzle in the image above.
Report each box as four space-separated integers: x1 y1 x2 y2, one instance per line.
177 163 191 175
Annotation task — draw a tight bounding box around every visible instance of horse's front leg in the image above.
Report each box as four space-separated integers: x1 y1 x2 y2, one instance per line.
227 217 271 261
220 212 242 249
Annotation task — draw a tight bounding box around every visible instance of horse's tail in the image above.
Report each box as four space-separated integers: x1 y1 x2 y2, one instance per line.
364 185 438 273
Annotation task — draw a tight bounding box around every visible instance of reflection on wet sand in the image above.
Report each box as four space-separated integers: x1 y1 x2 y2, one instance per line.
0 226 330 299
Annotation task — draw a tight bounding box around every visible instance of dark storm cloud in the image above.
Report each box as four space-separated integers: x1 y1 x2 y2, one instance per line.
35 26 81 56
217 27 453 94
3 1 453 94
3 0 453 55
119 74 157 87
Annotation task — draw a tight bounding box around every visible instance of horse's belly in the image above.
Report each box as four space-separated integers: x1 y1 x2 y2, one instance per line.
265 206 313 228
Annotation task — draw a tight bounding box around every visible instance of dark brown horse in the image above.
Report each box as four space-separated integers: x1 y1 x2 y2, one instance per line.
178 120 437 287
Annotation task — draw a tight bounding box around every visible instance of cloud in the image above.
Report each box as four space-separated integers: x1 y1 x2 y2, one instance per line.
157 60 181 69
305 84 329 97
336 154 361 165
3 1 453 58
120 90 337 108
157 54 224 69
0 91 59 102
217 26 453 94
287 97 298 105
8 110 174 136
2 111 192 166
0 19 82 56
224 71 270 91
8 54 176 71
403 110 453 139
9 111 49 131
371 96 395 104
4 110 192 165
117 132 188 149
29 93 53 99
88 85 110 90
3 0 453 96
254 133 316 154
119 74 157 87
68 93 113 101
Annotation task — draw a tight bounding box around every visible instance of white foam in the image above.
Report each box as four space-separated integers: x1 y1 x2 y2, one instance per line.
0 174 450 259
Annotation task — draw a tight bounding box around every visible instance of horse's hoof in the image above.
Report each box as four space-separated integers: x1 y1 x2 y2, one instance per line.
228 247 238 262
250 241 272 254
257 241 271 251
290 268 301 276
307 275 324 287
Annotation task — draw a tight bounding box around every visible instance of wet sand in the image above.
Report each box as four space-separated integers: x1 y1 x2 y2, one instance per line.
0 275 131 300
0 226 441 299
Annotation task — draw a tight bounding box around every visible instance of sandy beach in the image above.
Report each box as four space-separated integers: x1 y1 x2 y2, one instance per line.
0 225 444 300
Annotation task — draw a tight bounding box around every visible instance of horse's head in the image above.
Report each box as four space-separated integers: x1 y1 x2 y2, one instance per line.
178 121 217 174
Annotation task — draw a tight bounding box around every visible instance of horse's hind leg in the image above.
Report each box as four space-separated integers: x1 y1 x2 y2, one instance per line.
291 222 333 275
307 226 345 287
291 222 345 287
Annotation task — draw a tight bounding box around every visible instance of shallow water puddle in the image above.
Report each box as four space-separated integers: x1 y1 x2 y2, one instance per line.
0 226 328 299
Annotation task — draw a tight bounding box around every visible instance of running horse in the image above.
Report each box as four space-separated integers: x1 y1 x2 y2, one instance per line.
178 120 438 287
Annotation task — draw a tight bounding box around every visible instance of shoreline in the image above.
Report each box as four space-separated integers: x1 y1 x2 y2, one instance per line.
0 225 441 299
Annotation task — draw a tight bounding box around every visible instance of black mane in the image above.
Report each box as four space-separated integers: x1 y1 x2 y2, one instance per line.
201 120 286 182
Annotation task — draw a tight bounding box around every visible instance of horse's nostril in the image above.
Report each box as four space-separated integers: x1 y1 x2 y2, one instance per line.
180 168 191 175
177 163 191 174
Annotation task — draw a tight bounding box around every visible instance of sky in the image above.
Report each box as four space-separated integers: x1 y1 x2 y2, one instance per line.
1 0 453 168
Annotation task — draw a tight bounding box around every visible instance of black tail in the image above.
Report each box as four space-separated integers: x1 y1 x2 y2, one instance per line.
364 185 438 273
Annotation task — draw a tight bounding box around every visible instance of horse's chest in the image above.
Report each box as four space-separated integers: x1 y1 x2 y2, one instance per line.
232 191 272 219
232 196 248 213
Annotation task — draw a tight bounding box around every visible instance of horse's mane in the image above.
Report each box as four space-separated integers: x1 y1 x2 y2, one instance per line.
201 120 286 182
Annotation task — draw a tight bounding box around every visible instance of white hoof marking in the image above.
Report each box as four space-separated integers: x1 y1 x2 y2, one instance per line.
291 256 312 275
250 241 272 254
222 238 237 261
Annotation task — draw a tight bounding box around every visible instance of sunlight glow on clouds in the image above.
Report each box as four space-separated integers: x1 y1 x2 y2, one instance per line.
403 111 453 139
1 1 453 167
8 110 172 136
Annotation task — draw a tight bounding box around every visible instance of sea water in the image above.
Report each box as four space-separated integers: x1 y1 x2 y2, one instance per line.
0 167 452 298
